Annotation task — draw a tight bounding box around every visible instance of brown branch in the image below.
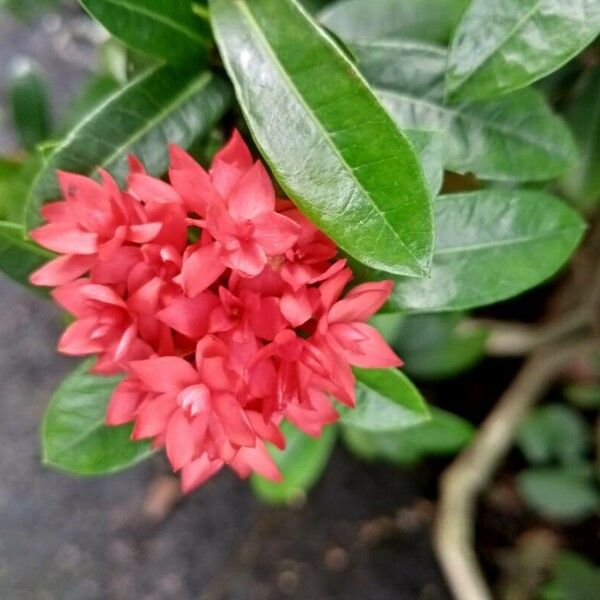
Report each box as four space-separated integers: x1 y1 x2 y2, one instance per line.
433 339 599 600
472 307 589 357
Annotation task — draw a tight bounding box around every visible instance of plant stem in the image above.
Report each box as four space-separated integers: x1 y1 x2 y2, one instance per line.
433 339 598 600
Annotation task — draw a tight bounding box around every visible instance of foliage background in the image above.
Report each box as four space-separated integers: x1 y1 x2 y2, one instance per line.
1 0 600 598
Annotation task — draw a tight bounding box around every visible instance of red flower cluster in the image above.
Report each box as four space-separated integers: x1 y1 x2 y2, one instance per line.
30 131 401 492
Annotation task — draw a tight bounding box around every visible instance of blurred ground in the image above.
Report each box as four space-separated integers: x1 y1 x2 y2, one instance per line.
0 5 450 600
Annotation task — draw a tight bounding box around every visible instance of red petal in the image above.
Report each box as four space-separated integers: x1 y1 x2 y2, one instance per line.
232 440 282 482
212 392 255 447
228 162 275 221
29 254 94 287
212 129 253 171
132 393 176 439
127 222 162 243
280 286 313 328
169 145 221 216
179 243 226 297
332 323 403 368
318 267 353 311
127 276 162 314
40 200 73 223
106 379 143 425
57 317 103 355
30 223 98 255
181 455 223 493
57 171 113 232
128 173 181 204
127 154 146 174
328 280 394 324
158 292 219 339
252 211 300 255
222 241 266 277
129 357 198 393
166 410 197 471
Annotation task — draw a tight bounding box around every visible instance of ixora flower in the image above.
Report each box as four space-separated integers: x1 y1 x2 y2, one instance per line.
30 131 402 493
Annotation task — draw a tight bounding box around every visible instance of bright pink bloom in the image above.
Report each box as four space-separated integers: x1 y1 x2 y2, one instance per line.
30 130 402 493
30 170 162 286
316 268 402 369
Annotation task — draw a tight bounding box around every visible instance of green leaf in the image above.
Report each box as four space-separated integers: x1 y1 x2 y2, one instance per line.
561 69 600 209
517 465 600 522
342 407 474 465
78 0 212 64
446 0 600 100
58 74 121 135
0 158 29 222
516 404 589 467
339 367 430 432
397 313 488 380
564 382 600 409
250 421 336 504
319 0 468 45
355 190 586 313
8 57 52 151
301 0 331 13
210 0 433 277
542 552 600 600
404 129 444 198
26 65 231 230
353 39 577 182
42 361 153 475
0 221 52 291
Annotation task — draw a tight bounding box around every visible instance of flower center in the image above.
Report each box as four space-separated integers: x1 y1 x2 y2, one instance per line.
177 383 211 417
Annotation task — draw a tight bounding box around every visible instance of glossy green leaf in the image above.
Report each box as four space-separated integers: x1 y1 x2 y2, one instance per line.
355 190 586 313
42 361 153 475
353 40 577 182
78 0 211 64
446 0 600 100
342 407 474 465
542 552 600 600
517 404 589 466
0 221 52 291
319 0 468 44
26 65 231 230
397 313 488 380
561 69 600 209
58 74 120 135
339 368 430 432
250 421 336 504
517 465 600 522
8 57 51 151
404 129 444 198
210 0 433 277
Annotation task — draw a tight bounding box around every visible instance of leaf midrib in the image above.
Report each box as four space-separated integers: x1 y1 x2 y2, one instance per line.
0 224 53 258
98 72 213 172
449 0 546 91
28 68 213 222
228 0 425 270
435 227 580 256
376 88 569 160
84 0 207 46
